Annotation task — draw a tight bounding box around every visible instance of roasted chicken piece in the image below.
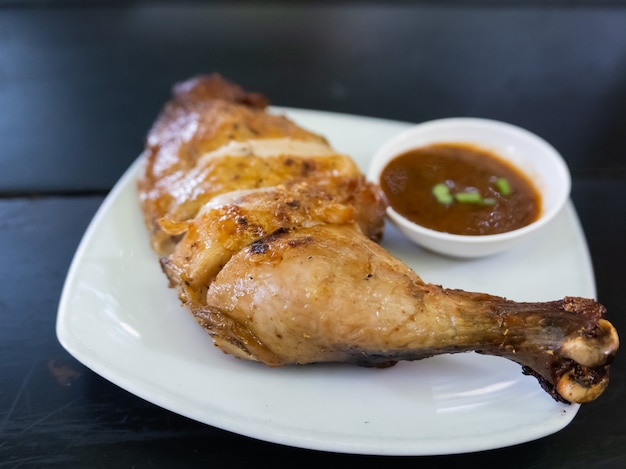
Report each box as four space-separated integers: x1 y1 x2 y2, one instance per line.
160 180 385 309
137 74 618 404
137 74 370 256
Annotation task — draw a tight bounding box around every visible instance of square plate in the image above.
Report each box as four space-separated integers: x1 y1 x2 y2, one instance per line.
57 108 594 455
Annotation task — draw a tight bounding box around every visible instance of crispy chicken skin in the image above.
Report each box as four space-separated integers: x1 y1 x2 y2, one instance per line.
137 74 374 255
161 180 385 309
137 74 618 404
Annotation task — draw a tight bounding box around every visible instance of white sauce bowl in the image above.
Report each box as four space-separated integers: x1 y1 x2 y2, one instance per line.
367 117 571 258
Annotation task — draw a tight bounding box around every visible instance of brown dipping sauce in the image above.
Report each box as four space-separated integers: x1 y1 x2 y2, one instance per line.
380 143 541 236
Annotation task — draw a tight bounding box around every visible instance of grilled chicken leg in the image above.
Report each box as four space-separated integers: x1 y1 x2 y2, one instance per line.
200 222 617 404
138 74 618 404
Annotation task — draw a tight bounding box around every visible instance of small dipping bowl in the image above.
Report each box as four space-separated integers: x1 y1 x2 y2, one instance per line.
367 117 571 258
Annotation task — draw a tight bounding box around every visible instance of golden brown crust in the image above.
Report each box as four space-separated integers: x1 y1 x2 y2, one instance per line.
136 73 366 255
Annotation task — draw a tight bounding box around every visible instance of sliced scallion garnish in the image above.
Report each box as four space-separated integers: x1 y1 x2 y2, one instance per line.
432 183 453 204
495 177 512 196
433 184 499 206
455 192 483 204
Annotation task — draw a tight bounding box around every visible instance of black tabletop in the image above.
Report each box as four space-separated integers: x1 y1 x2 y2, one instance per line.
2 2 625 467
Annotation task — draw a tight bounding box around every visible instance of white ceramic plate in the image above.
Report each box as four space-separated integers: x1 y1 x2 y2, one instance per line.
57 108 595 456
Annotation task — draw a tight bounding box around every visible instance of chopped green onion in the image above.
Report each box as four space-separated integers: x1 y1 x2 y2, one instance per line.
495 177 512 196
455 192 483 204
432 183 453 204
434 183 499 206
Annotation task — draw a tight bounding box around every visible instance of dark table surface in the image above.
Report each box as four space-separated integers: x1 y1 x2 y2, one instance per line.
2 1 626 467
